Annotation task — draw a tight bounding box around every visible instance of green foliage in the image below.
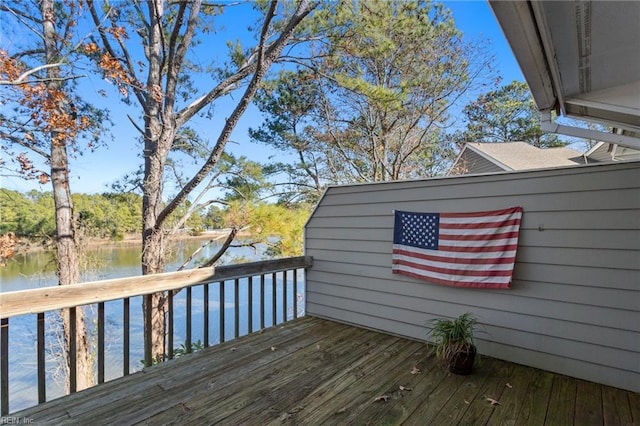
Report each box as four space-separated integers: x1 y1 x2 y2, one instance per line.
452 81 566 148
252 0 492 190
0 189 144 240
173 340 204 358
426 313 478 361
219 153 272 202
203 205 225 229
0 189 56 238
250 70 325 203
224 201 311 257
142 340 205 366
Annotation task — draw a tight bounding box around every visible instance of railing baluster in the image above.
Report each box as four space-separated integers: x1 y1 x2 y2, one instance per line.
37 312 46 403
98 302 105 384
283 270 287 323
123 297 130 376
234 278 239 339
204 283 209 348
69 307 77 393
168 291 174 360
248 276 253 334
1 317 9 415
293 270 298 320
186 287 192 353
271 272 277 326
219 281 225 343
260 274 265 330
143 295 152 368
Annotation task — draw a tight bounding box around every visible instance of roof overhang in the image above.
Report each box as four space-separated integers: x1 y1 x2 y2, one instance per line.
489 1 640 149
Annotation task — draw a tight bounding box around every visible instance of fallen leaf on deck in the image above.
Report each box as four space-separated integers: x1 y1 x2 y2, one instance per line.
505 383 513 389
399 386 412 392
486 397 501 406
336 407 347 414
316 344 321 350
464 400 470 405
410 366 421 375
179 402 191 412
374 395 390 402
271 346 277 351
230 347 237 352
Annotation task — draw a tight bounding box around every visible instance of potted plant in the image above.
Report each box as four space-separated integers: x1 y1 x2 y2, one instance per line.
427 312 478 375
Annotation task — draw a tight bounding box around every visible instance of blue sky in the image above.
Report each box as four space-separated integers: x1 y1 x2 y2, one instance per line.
2 1 525 195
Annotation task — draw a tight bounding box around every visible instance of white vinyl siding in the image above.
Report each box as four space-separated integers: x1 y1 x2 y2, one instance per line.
305 161 640 392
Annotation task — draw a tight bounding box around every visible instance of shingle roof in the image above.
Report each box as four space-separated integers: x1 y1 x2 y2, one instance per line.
464 142 585 171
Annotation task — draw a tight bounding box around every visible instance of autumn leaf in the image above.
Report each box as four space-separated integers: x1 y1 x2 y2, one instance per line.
410 366 421 375
486 397 501 406
271 346 277 351
399 386 412 392
374 395 390 402
505 383 513 389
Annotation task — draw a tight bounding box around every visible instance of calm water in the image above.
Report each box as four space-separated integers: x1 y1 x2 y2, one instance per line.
0 239 305 412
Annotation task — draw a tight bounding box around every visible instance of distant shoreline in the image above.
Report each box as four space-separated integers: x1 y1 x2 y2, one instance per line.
17 230 247 254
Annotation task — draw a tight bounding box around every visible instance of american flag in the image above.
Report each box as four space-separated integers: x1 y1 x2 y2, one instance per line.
392 206 523 289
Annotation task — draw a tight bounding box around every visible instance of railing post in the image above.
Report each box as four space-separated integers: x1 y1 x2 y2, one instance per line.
37 312 46 403
271 272 277 326
219 281 225 343
186 286 192 353
69 307 77 393
260 274 265 330
293 270 298 320
248 276 253 334
1 317 9 415
234 278 240 339
98 303 105 384
168 292 174 360
143 295 152 367
283 270 287 323
123 297 130 376
204 283 209 347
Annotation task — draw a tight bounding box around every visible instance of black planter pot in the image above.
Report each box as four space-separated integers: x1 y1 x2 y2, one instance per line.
448 344 476 375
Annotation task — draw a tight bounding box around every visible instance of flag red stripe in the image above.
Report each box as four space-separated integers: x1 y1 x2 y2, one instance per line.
393 259 513 277
392 269 509 289
439 231 520 241
392 248 515 265
439 218 521 229
437 244 519 253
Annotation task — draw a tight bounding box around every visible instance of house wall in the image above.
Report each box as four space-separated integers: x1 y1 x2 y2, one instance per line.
450 149 507 175
304 161 640 392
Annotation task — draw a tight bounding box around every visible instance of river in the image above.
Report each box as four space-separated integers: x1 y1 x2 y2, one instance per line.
0 238 305 412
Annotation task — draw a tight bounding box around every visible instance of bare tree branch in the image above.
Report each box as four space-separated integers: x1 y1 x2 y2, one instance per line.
157 0 317 229
0 63 84 85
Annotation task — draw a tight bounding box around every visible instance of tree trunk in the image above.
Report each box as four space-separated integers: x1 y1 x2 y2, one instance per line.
42 0 94 391
141 123 173 362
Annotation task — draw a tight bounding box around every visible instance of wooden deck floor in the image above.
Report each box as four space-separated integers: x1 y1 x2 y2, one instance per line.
15 317 639 425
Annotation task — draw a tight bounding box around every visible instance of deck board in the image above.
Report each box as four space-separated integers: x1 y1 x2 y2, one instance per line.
12 316 638 425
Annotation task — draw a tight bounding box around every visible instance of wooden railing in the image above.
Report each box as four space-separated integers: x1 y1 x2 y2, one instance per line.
0 256 312 415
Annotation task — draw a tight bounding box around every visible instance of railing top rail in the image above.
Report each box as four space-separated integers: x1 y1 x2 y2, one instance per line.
0 256 312 319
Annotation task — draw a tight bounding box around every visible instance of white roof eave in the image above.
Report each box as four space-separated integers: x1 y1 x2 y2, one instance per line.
489 0 640 149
